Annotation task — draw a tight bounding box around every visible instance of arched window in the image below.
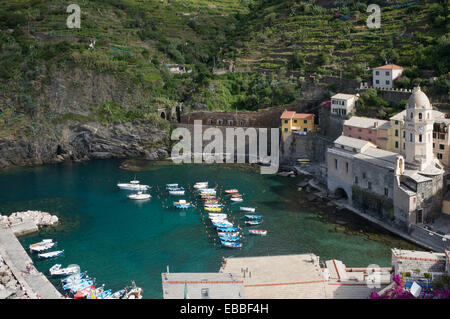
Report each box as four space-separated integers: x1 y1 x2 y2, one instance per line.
419 113 422 120
410 112 413 119
419 134 422 142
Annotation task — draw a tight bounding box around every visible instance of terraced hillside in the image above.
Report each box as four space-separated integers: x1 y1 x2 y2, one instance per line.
227 0 449 95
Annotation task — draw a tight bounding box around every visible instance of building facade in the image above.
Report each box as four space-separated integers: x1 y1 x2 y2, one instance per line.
327 87 444 230
281 110 315 140
330 93 359 118
342 116 389 148
373 64 403 89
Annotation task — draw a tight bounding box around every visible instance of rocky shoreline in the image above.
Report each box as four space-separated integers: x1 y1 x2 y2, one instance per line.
0 210 59 228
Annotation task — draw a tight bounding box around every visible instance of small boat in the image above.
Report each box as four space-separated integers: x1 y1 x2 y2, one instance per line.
73 285 96 299
85 286 105 299
68 280 95 293
29 239 56 253
208 213 227 218
61 272 87 285
217 231 239 237
219 236 240 242
173 200 192 209
225 189 239 194
217 226 238 232
245 214 262 220
117 179 150 191
169 190 185 195
63 278 94 291
201 196 216 200
194 182 208 189
220 241 242 248
230 197 243 202
213 222 234 228
245 220 263 226
204 203 223 208
38 250 64 259
205 206 222 212
106 289 126 299
240 207 256 212
166 183 179 188
124 282 143 299
128 191 151 200
49 264 80 277
249 229 267 236
96 289 112 299
199 188 216 195
231 193 242 198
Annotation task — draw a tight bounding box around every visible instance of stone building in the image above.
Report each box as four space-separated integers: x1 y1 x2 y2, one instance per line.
327 87 444 230
391 248 447 280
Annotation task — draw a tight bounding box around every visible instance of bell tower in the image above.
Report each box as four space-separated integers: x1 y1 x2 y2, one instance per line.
404 87 434 170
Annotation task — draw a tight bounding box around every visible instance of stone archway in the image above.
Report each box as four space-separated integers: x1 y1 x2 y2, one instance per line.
335 187 348 200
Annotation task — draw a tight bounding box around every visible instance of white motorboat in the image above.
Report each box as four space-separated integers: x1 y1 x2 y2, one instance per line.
169 190 185 195
240 207 256 212
117 179 150 191
29 239 56 253
49 264 80 277
230 197 243 202
38 250 64 259
127 191 151 200
194 182 208 189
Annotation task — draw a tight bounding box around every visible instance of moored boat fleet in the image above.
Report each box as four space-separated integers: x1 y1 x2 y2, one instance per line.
28 238 143 299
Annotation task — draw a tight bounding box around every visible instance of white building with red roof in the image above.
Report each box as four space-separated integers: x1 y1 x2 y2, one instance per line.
373 64 403 89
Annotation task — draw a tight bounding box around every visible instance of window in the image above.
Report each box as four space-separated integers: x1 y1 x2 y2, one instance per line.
433 132 436 138
348 127 352 131
384 188 389 196
294 119 297 123
438 153 443 160
284 120 288 124
303 128 307 132
334 159 338 169
375 71 379 75
346 162 349 173
354 176 358 184
395 141 399 148
419 113 422 120
403 131 405 138
440 134 445 140
368 182 372 190
433 143 435 148
395 129 398 137
410 112 413 119
385 71 390 76
375 80 379 84
419 134 422 142
440 144 445 150
410 133 413 142
403 143 405 149
363 172 366 179
304 120 307 124
284 128 288 132
386 80 390 85
395 121 398 125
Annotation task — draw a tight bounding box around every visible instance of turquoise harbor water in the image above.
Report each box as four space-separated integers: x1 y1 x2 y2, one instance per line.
0 159 419 298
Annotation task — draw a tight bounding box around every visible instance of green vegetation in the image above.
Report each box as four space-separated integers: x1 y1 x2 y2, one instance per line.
0 0 448 136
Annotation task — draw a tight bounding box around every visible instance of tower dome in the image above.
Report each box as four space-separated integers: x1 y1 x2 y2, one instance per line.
407 86 431 109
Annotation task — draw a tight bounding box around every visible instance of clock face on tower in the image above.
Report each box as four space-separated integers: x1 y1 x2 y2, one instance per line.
417 126 424 133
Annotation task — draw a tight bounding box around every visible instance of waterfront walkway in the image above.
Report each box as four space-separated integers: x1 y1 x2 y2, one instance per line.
0 228 62 299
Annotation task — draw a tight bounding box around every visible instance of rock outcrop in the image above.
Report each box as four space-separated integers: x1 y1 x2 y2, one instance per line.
0 121 168 170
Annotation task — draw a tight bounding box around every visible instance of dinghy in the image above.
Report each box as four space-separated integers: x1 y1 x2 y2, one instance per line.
85 286 105 299
96 289 112 299
128 191 151 200
106 289 126 299
245 214 262 220
225 189 239 194
217 231 239 237
194 182 208 189
240 207 256 212
49 264 80 277
173 200 192 209
248 230 267 236
213 222 234 228
219 236 240 242
169 189 185 195
220 241 242 248
29 239 56 253
217 226 238 232
230 197 243 202
38 250 64 259
205 206 222 212
231 193 242 198
117 180 150 191
61 272 87 285
208 213 227 218
245 220 263 226
64 278 94 291
74 285 96 299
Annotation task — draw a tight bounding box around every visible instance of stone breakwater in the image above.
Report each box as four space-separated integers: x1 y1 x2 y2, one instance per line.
0 210 59 227
0 211 62 299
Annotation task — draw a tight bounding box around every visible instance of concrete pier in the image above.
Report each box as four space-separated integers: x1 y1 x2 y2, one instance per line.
0 228 62 299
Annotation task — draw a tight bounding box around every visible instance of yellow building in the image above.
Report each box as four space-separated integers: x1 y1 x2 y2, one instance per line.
281 110 316 139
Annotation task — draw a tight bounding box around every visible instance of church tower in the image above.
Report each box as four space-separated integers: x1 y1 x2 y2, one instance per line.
404 87 434 170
